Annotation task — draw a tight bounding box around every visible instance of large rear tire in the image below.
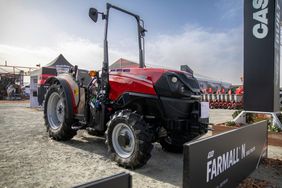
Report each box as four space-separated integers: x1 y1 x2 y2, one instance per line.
105 110 153 169
44 83 77 141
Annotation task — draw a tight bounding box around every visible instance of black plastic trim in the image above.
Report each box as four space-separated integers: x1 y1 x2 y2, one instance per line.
56 78 75 120
154 72 201 98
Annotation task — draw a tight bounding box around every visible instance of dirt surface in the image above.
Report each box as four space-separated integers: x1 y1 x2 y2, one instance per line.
212 124 238 135
238 178 272 188
0 103 182 188
247 158 282 188
268 132 282 147
0 100 29 104
0 103 282 188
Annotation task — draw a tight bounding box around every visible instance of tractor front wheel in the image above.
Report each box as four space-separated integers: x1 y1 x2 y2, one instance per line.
105 110 153 169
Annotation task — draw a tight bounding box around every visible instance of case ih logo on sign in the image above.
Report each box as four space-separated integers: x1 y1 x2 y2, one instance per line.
244 0 281 112
252 0 269 39
183 121 267 188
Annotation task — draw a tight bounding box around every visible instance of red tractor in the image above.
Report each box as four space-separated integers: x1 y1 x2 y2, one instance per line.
43 3 209 169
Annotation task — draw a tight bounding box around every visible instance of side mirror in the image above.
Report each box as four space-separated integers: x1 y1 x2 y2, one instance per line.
89 8 98 22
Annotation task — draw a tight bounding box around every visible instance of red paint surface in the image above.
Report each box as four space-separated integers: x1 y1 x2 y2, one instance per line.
43 75 77 113
59 67 187 111
64 80 78 113
109 67 170 100
38 74 56 85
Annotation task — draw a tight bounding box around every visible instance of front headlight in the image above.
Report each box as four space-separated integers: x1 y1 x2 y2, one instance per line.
170 76 192 96
170 76 189 95
154 72 201 98
171 76 178 83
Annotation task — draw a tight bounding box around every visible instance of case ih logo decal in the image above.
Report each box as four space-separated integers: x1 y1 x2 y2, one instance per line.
252 0 269 39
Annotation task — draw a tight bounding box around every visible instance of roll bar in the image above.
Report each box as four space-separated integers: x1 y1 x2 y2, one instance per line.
89 3 146 97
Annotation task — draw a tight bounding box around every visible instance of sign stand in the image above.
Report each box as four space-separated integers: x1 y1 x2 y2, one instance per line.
233 111 282 129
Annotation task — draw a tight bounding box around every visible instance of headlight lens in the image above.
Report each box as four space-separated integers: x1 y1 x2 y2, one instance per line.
169 75 193 97
171 76 178 83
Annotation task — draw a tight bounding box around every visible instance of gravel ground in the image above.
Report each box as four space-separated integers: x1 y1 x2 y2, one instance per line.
209 109 236 124
0 102 281 188
0 103 182 188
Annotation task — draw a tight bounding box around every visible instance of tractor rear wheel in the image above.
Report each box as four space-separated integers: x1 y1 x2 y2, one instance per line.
105 110 153 169
44 83 77 141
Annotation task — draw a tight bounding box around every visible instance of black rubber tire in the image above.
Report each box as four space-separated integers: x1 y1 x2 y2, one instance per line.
159 136 185 153
105 110 153 169
44 83 77 141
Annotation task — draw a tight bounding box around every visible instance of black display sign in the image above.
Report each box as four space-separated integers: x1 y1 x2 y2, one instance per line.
183 121 267 188
244 0 280 112
73 172 132 188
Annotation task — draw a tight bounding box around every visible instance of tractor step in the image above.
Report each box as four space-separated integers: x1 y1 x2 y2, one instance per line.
74 114 86 121
71 122 86 130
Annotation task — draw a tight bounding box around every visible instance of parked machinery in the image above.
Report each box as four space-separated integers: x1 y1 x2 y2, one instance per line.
43 3 209 169
0 75 23 100
201 86 243 110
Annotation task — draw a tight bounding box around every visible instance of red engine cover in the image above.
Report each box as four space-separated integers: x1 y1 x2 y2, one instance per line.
109 68 169 101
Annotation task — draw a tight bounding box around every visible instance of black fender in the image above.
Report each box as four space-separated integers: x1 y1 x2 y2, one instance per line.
115 92 163 118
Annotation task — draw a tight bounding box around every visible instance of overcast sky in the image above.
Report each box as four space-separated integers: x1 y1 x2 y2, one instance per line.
0 0 245 84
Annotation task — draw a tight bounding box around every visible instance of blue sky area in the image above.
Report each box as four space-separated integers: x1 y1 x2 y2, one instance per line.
1 0 245 84
0 0 243 45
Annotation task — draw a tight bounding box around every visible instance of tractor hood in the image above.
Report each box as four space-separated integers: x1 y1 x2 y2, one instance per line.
109 67 201 99
154 71 201 98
